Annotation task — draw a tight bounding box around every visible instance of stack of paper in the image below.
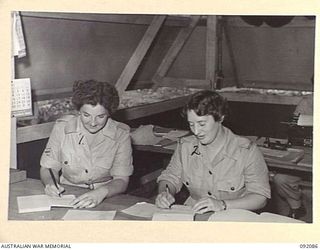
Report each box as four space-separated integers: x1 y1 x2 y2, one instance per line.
17 194 75 213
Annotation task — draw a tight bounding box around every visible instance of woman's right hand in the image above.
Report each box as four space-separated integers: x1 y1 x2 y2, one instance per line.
44 183 65 197
155 191 175 209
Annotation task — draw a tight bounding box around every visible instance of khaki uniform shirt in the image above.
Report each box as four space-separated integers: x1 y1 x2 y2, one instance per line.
40 115 133 189
157 126 271 205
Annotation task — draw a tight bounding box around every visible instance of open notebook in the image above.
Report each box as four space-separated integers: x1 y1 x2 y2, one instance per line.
62 210 116 220
17 194 76 213
208 209 304 223
152 205 195 221
121 202 195 221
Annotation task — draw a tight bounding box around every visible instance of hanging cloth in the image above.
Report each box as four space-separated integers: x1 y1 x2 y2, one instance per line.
12 11 26 58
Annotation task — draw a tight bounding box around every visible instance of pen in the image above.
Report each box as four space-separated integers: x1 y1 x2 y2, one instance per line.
49 168 61 197
165 184 172 208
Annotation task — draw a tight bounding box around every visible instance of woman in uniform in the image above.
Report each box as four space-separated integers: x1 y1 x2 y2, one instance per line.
155 90 270 213
40 80 133 208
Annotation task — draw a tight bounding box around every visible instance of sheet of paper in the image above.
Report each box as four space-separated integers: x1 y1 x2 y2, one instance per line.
121 202 160 218
62 210 116 220
17 195 51 213
208 209 304 223
163 130 189 141
49 194 76 208
17 194 76 213
152 212 194 221
121 202 194 219
152 205 195 221
297 114 313 126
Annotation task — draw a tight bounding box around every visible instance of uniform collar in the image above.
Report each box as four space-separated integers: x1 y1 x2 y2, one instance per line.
64 116 117 140
195 126 240 161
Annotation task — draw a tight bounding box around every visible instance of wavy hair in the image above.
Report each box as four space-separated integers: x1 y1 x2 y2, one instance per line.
182 90 229 122
72 80 119 115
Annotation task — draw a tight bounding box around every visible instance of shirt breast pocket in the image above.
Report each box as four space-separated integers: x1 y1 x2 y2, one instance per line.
61 152 82 181
95 156 114 170
217 176 245 200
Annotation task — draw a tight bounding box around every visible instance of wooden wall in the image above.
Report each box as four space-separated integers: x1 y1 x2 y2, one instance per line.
15 13 314 93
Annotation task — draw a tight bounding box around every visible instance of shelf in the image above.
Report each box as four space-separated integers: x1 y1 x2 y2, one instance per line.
220 91 304 105
16 96 190 144
16 89 309 144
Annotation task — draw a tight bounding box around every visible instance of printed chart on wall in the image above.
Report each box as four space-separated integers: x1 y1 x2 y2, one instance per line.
11 78 32 117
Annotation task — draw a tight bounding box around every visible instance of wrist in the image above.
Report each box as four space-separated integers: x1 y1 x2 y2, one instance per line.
220 200 227 211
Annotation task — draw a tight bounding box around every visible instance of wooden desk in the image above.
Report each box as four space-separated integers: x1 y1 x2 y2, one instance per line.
8 179 151 221
9 179 304 223
8 178 211 221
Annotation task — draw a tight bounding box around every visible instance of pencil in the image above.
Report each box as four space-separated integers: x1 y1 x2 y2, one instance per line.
49 168 61 197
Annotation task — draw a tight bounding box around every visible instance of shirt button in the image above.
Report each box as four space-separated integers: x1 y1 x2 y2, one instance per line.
64 161 68 165
231 187 235 191
209 170 213 175
85 169 88 173
208 191 212 196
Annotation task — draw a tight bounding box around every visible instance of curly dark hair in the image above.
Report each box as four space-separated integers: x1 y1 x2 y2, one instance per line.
72 80 119 115
182 90 229 122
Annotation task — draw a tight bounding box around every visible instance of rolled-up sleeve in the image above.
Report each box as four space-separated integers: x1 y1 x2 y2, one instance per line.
243 144 271 199
40 122 64 171
157 142 184 193
110 130 133 177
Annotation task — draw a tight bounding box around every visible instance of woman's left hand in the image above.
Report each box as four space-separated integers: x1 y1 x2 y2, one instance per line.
71 188 106 209
193 197 225 214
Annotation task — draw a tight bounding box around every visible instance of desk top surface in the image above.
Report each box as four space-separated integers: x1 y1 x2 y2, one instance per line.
8 179 154 221
9 179 212 221
9 179 303 223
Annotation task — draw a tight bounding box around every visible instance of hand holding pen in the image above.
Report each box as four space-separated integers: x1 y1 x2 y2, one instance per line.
45 169 65 197
155 183 175 209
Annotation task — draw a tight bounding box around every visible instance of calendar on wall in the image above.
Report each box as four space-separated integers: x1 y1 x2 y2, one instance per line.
11 78 33 117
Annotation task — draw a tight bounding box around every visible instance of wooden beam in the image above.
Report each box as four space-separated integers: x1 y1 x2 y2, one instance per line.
153 75 211 89
115 15 166 96
21 12 190 27
221 92 304 105
17 122 55 144
205 16 217 89
152 16 201 86
243 80 313 91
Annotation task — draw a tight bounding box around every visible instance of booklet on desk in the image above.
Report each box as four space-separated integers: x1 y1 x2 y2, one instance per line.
62 210 116 220
208 209 304 223
121 202 194 220
17 194 75 213
152 205 195 221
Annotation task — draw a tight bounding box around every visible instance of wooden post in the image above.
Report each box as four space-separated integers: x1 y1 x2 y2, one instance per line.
206 16 217 90
115 15 166 96
223 18 241 88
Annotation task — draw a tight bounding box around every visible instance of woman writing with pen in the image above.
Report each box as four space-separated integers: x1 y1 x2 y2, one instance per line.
156 90 271 213
40 80 133 208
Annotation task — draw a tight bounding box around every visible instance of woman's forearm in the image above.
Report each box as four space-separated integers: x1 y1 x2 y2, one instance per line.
223 193 267 211
99 177 129 199
40 167 59 186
